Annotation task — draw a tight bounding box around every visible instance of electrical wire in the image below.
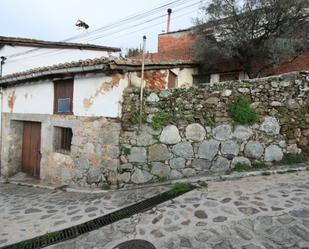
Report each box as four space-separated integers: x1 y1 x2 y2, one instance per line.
7 0 203 63
6 0 200 59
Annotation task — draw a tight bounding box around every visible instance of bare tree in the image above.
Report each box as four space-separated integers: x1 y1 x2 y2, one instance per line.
194 0 309 78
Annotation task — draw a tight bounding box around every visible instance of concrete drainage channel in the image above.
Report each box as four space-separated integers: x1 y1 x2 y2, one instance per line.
1 184 195 249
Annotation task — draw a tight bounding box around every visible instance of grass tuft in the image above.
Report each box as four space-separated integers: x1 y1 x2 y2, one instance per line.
234 162 269 172
168 183 194 196
280 153 305 165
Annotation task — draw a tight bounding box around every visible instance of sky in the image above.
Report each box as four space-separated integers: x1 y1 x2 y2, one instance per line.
0 0 204 53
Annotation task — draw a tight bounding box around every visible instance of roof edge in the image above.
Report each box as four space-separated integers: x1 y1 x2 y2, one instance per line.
0 36 121 52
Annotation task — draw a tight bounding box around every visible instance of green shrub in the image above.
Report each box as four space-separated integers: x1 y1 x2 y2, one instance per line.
280 153 305 165
152 113 172 130
234 163 252 172
230 97 258 125
252 162 269 169
121 147 131 156
168 183 194 195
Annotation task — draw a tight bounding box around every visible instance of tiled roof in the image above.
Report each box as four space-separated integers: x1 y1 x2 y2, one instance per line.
0 57 197 85
0 36 121 52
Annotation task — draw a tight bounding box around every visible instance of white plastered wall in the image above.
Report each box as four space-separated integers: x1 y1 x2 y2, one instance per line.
73 73 129 118
2 73 128 118
0 45 119 76
2 80 54 114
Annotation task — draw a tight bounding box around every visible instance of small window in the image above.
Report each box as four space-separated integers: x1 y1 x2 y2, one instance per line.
219 72 239 82
54 79 73 114
193 74 210 84
54 127 73 154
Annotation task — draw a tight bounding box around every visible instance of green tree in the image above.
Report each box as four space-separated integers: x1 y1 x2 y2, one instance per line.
194 0 309 78
125 47 143 58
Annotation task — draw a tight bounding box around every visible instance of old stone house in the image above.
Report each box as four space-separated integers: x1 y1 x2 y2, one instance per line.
0 56 198 186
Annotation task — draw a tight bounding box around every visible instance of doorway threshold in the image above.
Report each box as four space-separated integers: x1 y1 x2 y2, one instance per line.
7 172 60 190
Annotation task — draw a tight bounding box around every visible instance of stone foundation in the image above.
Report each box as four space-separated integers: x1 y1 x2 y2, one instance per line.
1 113 120 187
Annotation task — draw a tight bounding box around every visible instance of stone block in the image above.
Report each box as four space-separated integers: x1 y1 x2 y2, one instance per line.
245 141 264 159
198 139 220 160
131 168 153 184
128 147 147 163
169 170 183 180
185 123 206 142
170 158 186 169
172 142 194 159
221 140 239 156
159 125 181 144
151 162 170 178
233 126 253 141
213 125 232 141
260 117 280 135
264 145 283 162
149 144 171 162
192 159 212 171
211 157 230 172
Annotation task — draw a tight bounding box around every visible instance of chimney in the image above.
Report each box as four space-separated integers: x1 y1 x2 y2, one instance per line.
167 9 172 33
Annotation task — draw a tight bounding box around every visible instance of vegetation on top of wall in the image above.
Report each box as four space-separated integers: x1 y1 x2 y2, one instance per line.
280 153 306 165
151 113 172 130
230 97 258 125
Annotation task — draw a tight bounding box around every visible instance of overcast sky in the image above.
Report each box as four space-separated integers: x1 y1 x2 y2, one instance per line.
0 0 203 53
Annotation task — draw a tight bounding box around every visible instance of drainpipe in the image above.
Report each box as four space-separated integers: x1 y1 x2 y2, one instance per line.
0 56 7 77
139 36 147 129
167 9 172 33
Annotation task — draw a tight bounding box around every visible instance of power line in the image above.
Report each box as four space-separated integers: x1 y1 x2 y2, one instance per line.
7 1 202 63
85 1 202 43
6 0 196 59
64 0 191 42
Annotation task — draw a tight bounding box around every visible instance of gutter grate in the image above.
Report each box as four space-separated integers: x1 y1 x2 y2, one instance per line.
1 186 194 249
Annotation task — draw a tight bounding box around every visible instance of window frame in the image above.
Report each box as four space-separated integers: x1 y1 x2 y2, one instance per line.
54 126 73 154
53 79 74 115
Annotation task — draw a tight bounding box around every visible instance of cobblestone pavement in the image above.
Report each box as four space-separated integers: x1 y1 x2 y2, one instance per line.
49 171 309 249
0 184 169 247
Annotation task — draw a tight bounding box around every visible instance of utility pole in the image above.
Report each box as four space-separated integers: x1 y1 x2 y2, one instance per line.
0 57 7 77
139 35 147 129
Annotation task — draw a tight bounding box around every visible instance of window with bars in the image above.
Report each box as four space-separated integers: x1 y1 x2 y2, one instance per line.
54 127 73 154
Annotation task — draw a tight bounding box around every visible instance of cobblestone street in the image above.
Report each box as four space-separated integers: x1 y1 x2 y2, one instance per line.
48 170 309 249
0 184 168 247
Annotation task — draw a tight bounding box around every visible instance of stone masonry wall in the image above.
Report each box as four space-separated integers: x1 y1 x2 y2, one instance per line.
118 71 309 185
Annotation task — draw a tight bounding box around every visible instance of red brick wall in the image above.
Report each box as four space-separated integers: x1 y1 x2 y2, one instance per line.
263 52 309 76
157 31 196 60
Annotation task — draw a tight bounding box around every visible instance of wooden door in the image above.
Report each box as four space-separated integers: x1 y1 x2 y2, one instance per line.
22 122 41 178
168 71 177 89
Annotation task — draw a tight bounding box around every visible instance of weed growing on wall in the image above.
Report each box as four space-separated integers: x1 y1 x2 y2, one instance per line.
230 97 258 125
152 113 172 130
